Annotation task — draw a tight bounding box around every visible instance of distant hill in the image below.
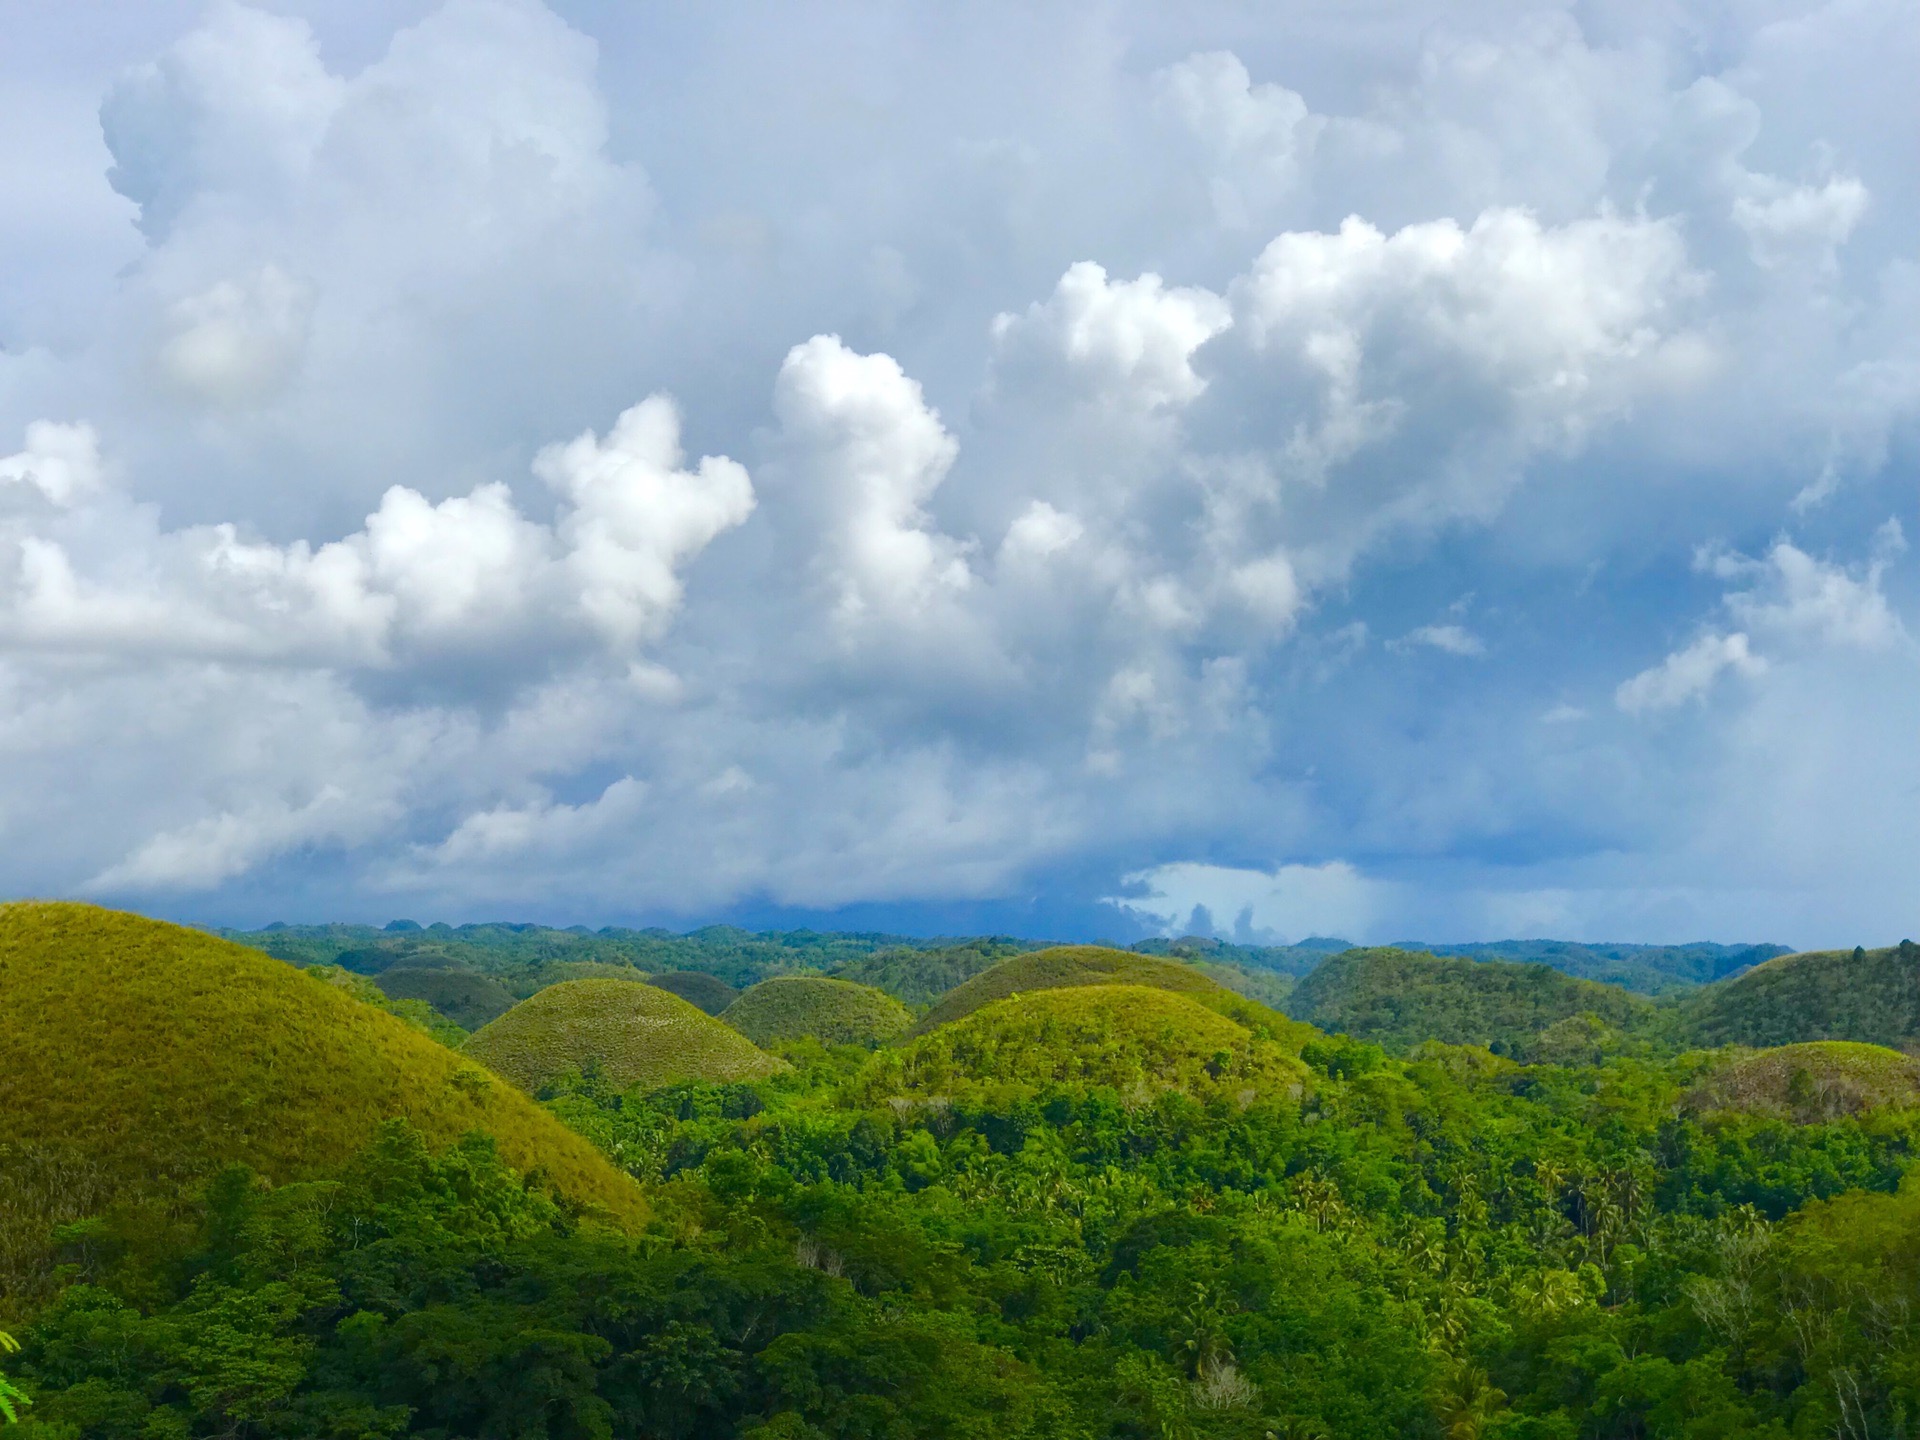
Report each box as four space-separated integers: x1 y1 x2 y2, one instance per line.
374 966 518 1030
0 903 644 1303
465 978 785 1094
1684 1042 1920 1122
886 984 1308 1100
723 977 912 1048
1283 947 1655 1054
645 970 741 1015
1133 934 1353 978
831 938 1041 1007
1401 939 1788 996
1674 943 1920 1050
911 947 1225 1036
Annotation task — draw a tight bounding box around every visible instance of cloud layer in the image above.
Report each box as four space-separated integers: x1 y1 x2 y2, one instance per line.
0 0 1915 944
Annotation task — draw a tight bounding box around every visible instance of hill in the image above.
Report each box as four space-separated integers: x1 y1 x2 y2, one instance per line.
1405 939 1788 996
645 970 741 1014
883 984 1308 1101
1674 943 1920 1049
0 903 644 1303
830 938 1039 1006
373 966 518 1029
1283 947 1654 1054
911 946 1225 1035
722 976 913 1047
465 978 785 1094
1683 1042 1920 1122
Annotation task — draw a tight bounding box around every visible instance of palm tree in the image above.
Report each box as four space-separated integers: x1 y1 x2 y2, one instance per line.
0 1332 28 1425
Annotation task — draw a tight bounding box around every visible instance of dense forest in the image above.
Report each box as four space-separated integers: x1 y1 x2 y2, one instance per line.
4 905 1919 1438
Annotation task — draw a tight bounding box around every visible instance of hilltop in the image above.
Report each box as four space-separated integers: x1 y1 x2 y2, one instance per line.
1284 947 1655 1054
722 976 912 1047
465 977 786 1093
1674 943 1920 1049
373 965 518 1030
644 970 741 1014
0 903 643 1303
910 946 1225 1035
1407 939 1787 996
883 984 1309 1101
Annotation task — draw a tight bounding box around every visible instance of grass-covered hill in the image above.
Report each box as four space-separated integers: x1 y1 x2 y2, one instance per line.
644 969 740 1014
828 938 1040 1006
1684 1041 1920 1122
1283 947 1655 1054
0 903 643 1302
373 966 518 1029
465 978 785 1094
1673 943 1920 1049
881 984 1309 1101
722 976 913 1047
910 946 1225 1035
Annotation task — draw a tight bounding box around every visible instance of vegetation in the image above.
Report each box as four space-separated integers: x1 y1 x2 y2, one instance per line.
912 946 1226 1035
722 977 913 1048
0 904 643 1309
370 966 518 1030
11 905 1920 1438
1284 946 1657 1054
1413 939 1788 996
303 964 469 1047
645 970 741 1015
829 938 1040 1006
1674 941 1920 1048
464 978 786 1094
1684 1041 1920 1121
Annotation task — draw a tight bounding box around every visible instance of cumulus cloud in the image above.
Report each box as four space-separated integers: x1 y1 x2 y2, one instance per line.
1110 860 1386 943
1616 632 1765 714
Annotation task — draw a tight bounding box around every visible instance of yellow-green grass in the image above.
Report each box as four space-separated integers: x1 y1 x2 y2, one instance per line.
1684 1041 1920 1122
644 970 741 1015
0 903 645 1308
910 946 1227 1036
882 984 1308 1102
374 965 518 1029
722 976 913 1048
465 978 786 1094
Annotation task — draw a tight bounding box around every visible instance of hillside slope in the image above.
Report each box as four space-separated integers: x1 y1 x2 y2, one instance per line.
0 903 644 1302
1684 1041 1920 1121
723 976 912 1047
911 946 1224 1035
373 965 518 1029
1675 944 1920 1049
1284 947 1654 1053
644 970 741 1015
466 978 785 1093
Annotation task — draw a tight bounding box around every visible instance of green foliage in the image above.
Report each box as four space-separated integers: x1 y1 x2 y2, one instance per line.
1284 948 1656 1055
647 971 743 1015
1410 940 1788 996
1675 943 1920 1049
370 967 518 1031
305 966 469 1048
912 947 1228 1036
0 1331 26 1424
0 903 645 1309
1683 1041 1920 1121
722 978 912 1048
465 979 787 1095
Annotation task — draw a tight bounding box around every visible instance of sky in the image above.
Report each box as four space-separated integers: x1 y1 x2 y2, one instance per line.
0 0 1914 946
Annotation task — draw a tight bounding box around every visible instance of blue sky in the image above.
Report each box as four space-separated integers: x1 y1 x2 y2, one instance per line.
0 0 1914 946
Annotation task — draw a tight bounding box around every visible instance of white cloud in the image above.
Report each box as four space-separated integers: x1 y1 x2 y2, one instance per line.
1394 623 1486 656
1616 631 1765 713
154 265 312 404
1110 860 1386 943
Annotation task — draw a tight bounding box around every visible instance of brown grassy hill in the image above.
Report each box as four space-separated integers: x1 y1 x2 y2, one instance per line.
465 978 786 1094
910 946 1226 1036
1683 1041 1920 1122
0 903 645 1309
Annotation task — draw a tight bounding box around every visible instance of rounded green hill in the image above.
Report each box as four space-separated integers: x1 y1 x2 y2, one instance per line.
644 970 741 1015
466 978 786 1094
374 965 518 1029
0 903 644 1300
911 946 1224 1035
722 975 913 1047
1684 1041 1920 1122
888 984 1307 1100
1676 944 1920 1050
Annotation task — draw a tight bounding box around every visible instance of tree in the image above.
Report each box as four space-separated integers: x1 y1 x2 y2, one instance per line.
0 1332 27 1424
